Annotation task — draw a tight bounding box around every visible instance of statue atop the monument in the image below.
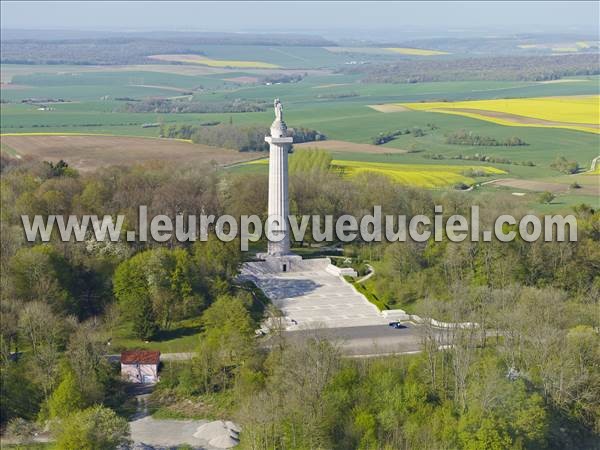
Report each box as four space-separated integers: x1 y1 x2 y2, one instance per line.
269 98 289 139
274 98 283 122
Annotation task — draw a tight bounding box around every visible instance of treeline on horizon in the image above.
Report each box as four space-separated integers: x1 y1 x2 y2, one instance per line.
387 34 599 54
0 153 598 448
342 54 600 83
0 34 335 65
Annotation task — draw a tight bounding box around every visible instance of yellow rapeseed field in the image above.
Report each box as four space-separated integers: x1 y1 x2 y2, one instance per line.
552 47 579 53
244 159 505 188
397 96 600 134
385 47 449 56
148 54 279 69
332 160 504 188
324 47 448 56
180 57 278 68
517 42 592 51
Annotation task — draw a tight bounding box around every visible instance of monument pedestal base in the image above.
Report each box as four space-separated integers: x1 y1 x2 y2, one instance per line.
255 253 303 273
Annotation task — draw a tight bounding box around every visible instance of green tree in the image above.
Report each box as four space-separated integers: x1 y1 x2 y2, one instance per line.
0 361 42 424
54 405 130 450
66 322 112 405
193 238 241 282
134 299 159 340
113 251 158 339
353 409 378 449
195 294 256 392
10 245 75 315
47 366 86 419
114 247 205 337
459 414 513 450
18 301 69 399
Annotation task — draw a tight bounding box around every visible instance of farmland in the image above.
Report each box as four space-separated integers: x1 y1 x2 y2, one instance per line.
324 46 450 56
398 95 600 133
0 134 256 171
148 54 280 69
487 177 598 196
239 154 506 188
294 140 408 154
385 47 450 56
331 160 505 187
1 54 598 211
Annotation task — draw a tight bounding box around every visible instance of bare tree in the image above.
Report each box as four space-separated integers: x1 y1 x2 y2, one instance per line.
18 302 69 398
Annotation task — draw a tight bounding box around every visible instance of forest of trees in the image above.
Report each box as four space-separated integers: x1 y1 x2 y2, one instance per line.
124 99 268 114
424 152 536 167
342 54 600 83
113 241 242 339
160 123 326 151
0 33 335 65
0 152 598 448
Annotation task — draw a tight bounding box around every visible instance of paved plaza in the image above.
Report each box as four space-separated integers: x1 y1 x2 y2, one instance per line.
242 259 390 329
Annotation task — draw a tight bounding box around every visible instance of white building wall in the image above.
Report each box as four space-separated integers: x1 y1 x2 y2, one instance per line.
121 363 159 384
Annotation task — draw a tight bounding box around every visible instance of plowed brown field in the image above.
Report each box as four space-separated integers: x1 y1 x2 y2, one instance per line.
1 135 256 171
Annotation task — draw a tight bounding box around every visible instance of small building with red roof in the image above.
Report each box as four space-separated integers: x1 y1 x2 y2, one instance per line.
120 350 160 384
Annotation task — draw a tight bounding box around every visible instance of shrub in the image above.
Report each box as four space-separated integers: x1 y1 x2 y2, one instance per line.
54 405 130 450
550 156 579 174
5 418 38 444
454 182 471 190
539 191 556 204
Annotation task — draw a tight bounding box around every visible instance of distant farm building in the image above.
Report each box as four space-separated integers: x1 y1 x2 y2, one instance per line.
120 350 160 384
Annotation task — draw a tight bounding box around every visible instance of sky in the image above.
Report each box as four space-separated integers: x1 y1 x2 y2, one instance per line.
1 1 598 34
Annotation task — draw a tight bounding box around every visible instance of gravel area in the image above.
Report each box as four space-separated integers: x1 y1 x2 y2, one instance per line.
130 417 240 450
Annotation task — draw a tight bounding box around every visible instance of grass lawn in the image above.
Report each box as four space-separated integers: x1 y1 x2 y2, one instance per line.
351 278 388 311
474 183 599 213
528 192 599 213
150 389 236 421
0 444 53 449
111 317 202 353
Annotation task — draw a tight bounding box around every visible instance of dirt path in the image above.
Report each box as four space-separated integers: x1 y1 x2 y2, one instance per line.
368 104 410 113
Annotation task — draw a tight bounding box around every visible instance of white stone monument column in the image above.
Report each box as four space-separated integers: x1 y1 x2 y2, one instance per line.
265 99 293 256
